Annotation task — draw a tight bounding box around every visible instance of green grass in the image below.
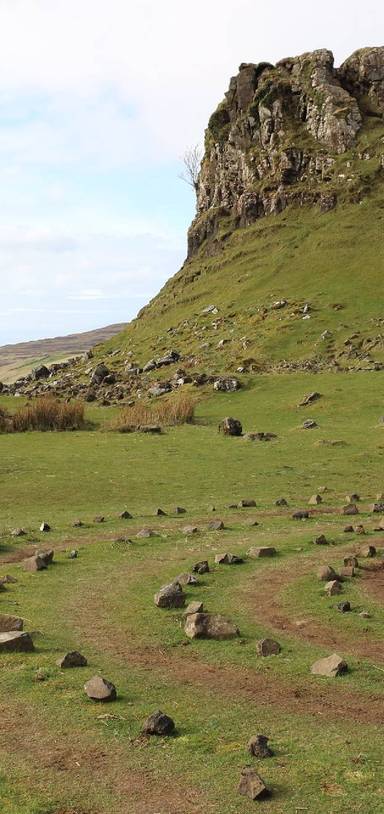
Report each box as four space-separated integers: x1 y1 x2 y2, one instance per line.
1 372 384 811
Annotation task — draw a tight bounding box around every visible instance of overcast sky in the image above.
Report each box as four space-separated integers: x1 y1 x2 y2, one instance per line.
0 0 382 344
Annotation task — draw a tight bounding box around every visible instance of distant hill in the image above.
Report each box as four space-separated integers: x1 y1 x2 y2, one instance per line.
0 323 126 383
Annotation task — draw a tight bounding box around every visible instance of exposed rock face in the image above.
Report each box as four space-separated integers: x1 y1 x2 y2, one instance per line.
188 47 384 255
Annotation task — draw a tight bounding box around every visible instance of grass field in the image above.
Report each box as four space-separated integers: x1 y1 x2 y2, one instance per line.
1 371 384 813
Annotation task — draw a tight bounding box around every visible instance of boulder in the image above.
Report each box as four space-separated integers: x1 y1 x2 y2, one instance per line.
38 549 54 566
39 521 51 532
192 561 209 574
174 507 186 514
358 544 376 558
338 601 351 613
214 553 243 565
94 515 105 524
370 502 384 513
343 525 354 533
73 520 84 527
23 554 48 572
0 614 23 632
119 511 132 519
314 534 329 545
302 419 318 429
247 546 276 558
344 555 358 568
214 378 241 392
346 493 360 503
84 675 117 702
184 601 204 615
11 528 26 537
220 416 243 436
292 511 310 520
238 768 270 800
33 365 50 380
309 494 322 505
310 653 348 677
142 710 175 736
238 499 256 508
0 631 34 652
184 612 239 640
156 508 167 516
355 524 366 535
90 363 110 385
248 734 273 758
341 504 359 515
57 651 88 668
182 525 198 535
256 638 281 656
317 565 338 581
299 391 321 407
208 520 225 531
275 498 288 506
244 432 277 441
136 528 155 538
324 580 342 596
175 573 198 586
69 550 78 559
154 582 185 609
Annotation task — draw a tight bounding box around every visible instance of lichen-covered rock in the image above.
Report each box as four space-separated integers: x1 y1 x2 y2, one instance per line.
184 612 239 640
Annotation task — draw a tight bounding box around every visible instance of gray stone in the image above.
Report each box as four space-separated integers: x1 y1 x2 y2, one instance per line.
324 579 342 596
310 653 348 677
214 552 243 565
154 582 185 608
317 565 338 581
0 615 23 632
23 554 48 572
247 546 276 558
238 767 270 800
84 675 117 701
57 651 88 668
192 560 209 574
256 638 281 656
39 521 51 532
0 631 34 652
184 612 239 640
142 710 175 736
219 416 243 436
248 734 273 758
184 601 204 615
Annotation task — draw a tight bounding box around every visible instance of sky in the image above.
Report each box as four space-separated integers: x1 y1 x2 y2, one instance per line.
0 0 383 344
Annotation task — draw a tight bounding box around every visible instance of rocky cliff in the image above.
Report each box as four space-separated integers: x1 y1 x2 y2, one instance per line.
188 47 384 255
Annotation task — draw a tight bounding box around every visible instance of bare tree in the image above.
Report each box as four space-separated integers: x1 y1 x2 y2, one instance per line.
179 145 202 194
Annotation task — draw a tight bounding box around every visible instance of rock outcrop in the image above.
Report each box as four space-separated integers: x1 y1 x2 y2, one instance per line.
188 47 384 255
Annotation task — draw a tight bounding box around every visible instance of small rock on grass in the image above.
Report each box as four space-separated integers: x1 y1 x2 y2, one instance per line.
247 546 276 558
208 520 225 531
248 734 273 758
136 528 156 538
338 601 351 613
256 638 281 656
57 651 88 668
185 612 239 640
94 515 105 524
314 534 329 545
238 767 270 800
23 554 47 572
154 582 185 608
324 580 342 596
11 528 26 537
192 560 209 574
0 614 23 632
69 550 78 559
119 510 132 519
39 522 51 532
358 544 376 558
84 676 117 702
182 525 198 535
215 553 243 565
175 573 198 586
142 710 175 736
310 653 348 677
317 565 338 581
0 631 34 652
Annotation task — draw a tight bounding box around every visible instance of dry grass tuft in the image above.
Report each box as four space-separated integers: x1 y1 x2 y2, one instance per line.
110 393 196 432
0 397 85 433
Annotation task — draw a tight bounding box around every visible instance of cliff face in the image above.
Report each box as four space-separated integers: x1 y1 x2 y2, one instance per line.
188 47 384 255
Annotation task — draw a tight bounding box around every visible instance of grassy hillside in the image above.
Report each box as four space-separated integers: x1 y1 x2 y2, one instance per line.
86 189 384 382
